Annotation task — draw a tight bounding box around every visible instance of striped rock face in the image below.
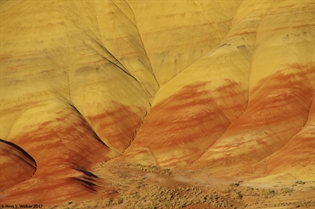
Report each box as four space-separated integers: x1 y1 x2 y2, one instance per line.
0 0 314 204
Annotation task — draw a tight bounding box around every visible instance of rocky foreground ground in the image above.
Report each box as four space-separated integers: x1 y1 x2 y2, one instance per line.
44 163 315 209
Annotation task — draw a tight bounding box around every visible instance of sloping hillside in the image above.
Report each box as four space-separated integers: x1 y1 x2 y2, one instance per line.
0 0 314 207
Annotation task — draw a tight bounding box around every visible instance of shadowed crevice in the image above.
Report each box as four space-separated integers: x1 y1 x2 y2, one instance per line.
0 139 37 169
72 177 98 192
73 168 99 179
68 103 111 150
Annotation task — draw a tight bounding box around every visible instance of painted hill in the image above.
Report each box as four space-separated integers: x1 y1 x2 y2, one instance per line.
0 0 314 206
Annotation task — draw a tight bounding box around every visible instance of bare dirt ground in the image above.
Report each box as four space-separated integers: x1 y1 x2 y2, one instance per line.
44 163 315 209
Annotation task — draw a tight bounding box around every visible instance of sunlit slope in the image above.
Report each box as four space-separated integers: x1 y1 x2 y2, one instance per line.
0 0 314 204
118 0 273 167
191 0 315 177
127 0 243 84
0 0 157 201
0 0 242 202
119 0 315 177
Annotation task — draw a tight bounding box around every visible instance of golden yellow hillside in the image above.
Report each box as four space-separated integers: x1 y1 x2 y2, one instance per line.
0 0 314 208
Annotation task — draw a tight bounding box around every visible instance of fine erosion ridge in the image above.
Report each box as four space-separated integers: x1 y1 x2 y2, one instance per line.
0 0 314 208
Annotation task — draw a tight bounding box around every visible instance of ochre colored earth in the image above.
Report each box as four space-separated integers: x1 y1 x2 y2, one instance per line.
0 0 314 208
